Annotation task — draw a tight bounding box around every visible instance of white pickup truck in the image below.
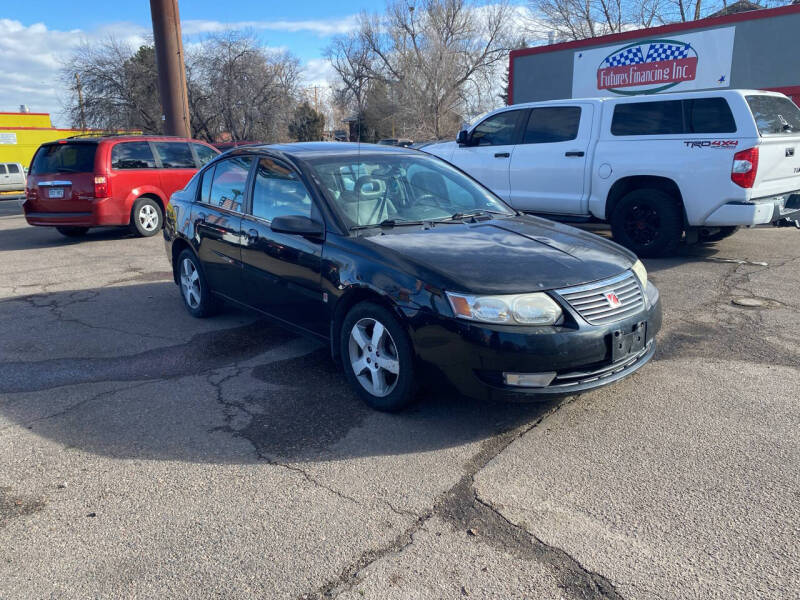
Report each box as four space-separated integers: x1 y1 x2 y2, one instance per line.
423 89 800 256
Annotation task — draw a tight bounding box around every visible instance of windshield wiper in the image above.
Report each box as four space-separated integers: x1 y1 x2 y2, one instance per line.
350 218 425 231
438 209 512 222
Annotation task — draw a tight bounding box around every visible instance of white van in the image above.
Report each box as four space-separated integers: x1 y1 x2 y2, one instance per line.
423 90 800 256
0 162 26 193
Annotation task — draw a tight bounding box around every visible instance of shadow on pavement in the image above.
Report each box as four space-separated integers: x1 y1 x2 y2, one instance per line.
0 282 553 464
0 224 140 252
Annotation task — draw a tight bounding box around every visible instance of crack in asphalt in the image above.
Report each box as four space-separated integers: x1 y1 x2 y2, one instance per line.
299 401 623 600
657 258 800 367
0 320 296 394
205 367 367 509
9 290 176 343
470 492 623 600
0 380 156 434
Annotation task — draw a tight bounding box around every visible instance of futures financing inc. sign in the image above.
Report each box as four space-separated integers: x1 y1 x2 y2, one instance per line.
572 27 736 97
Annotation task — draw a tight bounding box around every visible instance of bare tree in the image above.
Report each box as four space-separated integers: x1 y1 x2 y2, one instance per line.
326 27 375 118
529 0 660 41
62 31 302 142
189 31 301 142
327 0 515 140
61 38 162 132
529 0 796 40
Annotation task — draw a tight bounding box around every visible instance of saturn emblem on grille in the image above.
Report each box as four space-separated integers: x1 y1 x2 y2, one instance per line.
605 292 622 308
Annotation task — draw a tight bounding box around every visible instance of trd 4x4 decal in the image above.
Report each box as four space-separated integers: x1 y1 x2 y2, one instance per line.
683 140 738 149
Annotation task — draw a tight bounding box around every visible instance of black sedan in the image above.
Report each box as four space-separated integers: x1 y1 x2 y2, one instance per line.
163 143 661 411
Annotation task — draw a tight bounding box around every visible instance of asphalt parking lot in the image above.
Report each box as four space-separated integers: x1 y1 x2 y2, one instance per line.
1 199 798 600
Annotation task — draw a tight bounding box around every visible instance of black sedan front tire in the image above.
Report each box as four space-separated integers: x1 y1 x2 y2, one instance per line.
340 302 416 411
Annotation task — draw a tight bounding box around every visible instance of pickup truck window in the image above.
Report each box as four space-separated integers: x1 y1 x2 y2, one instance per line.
7 163 20 174
746 95 800 135
685 98 736 134
523 107 581 144
612 98 736 136
611 100 684 136
471 110 523 146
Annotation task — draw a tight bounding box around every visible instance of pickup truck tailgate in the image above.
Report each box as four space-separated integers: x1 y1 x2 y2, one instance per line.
746 94 800 199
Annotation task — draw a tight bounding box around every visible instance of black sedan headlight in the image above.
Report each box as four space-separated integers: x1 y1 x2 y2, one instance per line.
446 292 563 326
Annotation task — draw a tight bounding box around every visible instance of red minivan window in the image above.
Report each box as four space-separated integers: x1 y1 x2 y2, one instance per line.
111 142 157 169
153 142 196 168
30 143 97 174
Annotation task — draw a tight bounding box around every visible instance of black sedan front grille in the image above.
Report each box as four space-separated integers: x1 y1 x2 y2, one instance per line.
555 271 644 325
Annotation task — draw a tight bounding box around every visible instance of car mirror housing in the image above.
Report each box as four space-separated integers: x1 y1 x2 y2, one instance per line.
270 215 324 238
456 129 471 146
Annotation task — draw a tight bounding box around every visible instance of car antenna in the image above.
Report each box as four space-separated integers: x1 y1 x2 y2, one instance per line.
357 104 362 228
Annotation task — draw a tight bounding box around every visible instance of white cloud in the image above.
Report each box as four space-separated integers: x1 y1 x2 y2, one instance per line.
0 19 148 125
181 16 358 37
302 58 337 88
0 16 351 128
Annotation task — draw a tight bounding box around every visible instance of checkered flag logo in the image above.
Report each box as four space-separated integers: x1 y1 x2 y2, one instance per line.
645 43 690 62
602 47 645 67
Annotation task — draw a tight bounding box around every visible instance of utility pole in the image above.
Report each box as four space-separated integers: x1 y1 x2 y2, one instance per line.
75 73 87 131
150 0 191 137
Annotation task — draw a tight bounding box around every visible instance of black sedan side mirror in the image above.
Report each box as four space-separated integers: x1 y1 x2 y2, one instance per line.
270 215 324 238
456 129 471 146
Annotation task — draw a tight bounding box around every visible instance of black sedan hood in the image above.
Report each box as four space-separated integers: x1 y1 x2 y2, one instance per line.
360 215 636 295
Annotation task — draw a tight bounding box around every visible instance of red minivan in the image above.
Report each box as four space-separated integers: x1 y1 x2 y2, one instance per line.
24 135 219 237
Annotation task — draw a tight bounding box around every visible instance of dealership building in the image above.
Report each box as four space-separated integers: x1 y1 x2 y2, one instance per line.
509 4 800 106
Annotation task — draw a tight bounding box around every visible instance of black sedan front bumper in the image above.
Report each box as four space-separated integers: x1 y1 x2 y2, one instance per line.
408 283 662 402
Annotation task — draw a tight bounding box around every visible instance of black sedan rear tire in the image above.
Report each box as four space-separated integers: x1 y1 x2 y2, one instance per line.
340 302 417 412
177 249 218 318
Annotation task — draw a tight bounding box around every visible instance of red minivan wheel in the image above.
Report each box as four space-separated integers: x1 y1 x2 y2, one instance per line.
130 197 163 237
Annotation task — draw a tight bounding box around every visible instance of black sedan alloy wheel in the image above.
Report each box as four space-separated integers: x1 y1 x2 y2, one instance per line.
340 302 416 412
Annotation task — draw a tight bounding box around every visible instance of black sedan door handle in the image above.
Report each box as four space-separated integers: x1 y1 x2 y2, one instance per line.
197 212 207 222
494 152 510 158
247 228 259 242
565 151 585 157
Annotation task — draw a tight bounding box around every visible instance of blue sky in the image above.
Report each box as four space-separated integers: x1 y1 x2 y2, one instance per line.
0 0 389 123
35 0 378 63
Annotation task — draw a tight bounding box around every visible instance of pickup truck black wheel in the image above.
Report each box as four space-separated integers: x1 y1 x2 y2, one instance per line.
56 227 89 238
699 226 740 243
610 189 683 258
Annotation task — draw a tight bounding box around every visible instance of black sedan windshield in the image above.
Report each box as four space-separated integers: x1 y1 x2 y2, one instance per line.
306 153 515 228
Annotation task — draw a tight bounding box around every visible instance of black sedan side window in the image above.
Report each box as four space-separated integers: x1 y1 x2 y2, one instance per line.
251 157 312 222
204 156 252 212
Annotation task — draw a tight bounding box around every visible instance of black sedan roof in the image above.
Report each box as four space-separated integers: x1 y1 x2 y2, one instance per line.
240 141 420 159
